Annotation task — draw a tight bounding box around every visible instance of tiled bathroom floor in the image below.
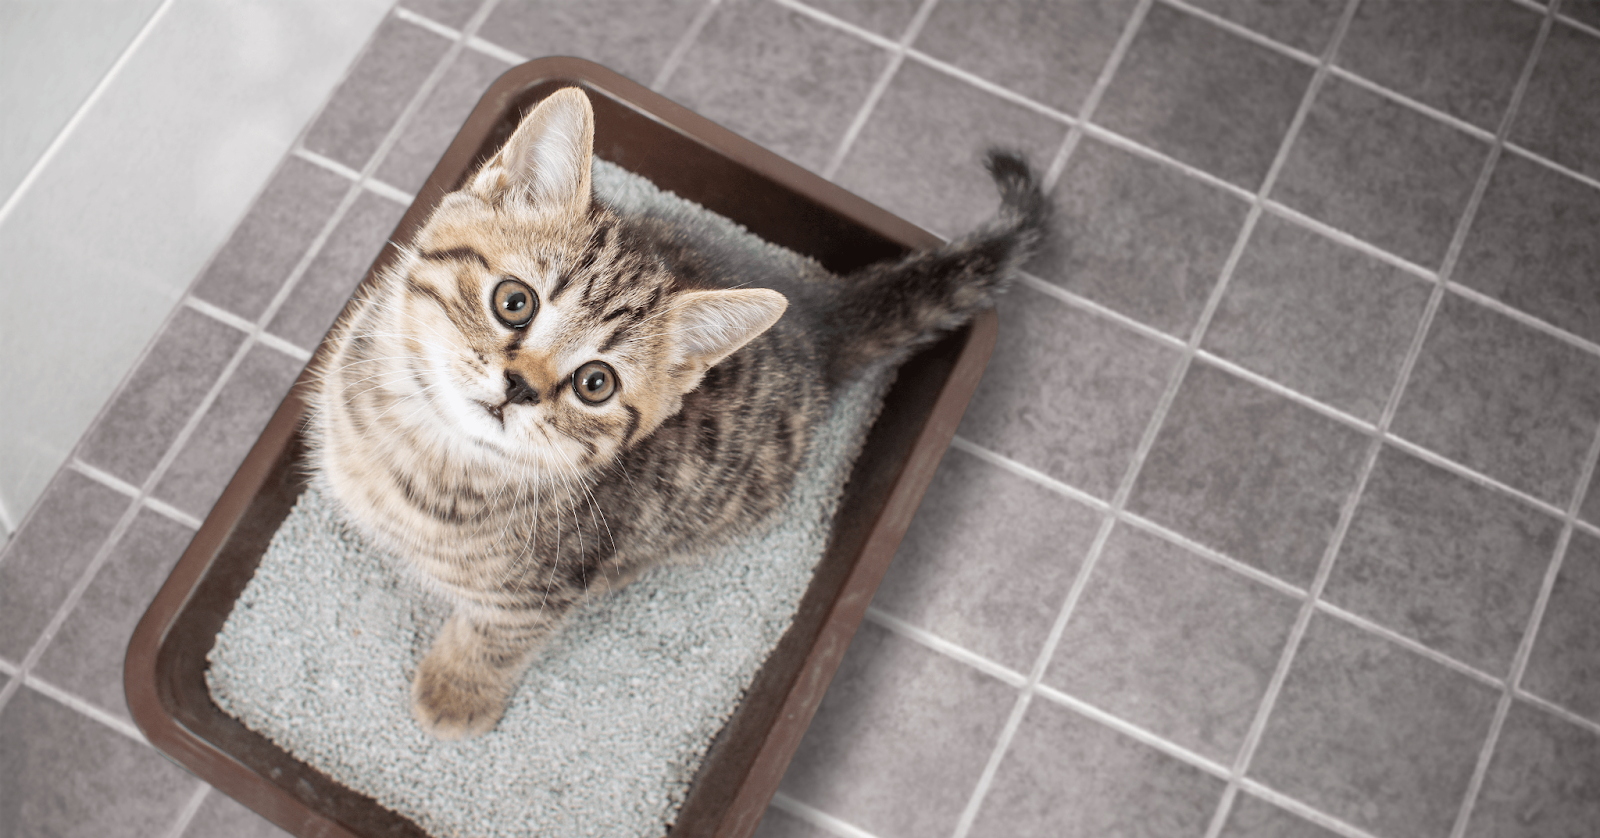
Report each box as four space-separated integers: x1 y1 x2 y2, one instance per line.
2 0 1599 836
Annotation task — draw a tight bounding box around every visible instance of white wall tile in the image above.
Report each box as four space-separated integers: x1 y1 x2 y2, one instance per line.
0 0 393 527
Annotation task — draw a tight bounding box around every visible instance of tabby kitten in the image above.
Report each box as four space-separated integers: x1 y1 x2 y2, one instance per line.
310 88 1049 740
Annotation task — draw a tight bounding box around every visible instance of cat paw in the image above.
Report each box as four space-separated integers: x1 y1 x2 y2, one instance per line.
410 653 509 741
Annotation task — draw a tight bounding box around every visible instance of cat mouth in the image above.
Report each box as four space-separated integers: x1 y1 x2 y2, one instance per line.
480 400 508 427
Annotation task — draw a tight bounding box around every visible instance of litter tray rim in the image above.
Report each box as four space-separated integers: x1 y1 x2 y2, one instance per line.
125 56 998 838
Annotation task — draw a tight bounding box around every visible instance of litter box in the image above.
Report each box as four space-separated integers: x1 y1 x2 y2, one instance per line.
125 57 997 838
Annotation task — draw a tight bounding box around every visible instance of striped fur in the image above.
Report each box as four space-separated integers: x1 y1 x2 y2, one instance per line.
308 88 1050 739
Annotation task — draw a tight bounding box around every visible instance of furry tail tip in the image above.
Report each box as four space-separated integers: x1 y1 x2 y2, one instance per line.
984 148 1051 236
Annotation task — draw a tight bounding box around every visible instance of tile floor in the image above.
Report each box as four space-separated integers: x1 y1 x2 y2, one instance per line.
2 0 1599 836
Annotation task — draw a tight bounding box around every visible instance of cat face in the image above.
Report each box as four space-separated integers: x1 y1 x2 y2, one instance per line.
356 88 787 476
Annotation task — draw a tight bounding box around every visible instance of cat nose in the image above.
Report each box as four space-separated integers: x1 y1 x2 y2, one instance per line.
504 371 540 406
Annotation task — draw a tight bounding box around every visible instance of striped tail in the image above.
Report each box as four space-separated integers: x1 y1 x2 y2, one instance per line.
823 149 1052 386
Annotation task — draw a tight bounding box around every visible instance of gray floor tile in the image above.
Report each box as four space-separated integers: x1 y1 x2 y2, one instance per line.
0 470 128 662
1094 1 1314 190
1219 792 1344 838
968 696 1227 838
191 157 354 322
1326 445 1561 676
1249 613 1499 838
302 13 453 172
1453 151 1600 348
832 59 1070 238
662 1 890 175
1127 361 1369 588
913 0 1138 115
1521 529 1600 722
151 345 304 520
182 788 294 838
399 0 480 29
955 284 1181 502
1464 699 1600 838
1203 212 1431 423
1391 294 1600 507
33 509 193 723
1046 524 1300 762
1336 0 1541 132
0 687 197 838
801 0 920 37
778 622 1014 838
375 48 512 194
1273 75 1490 269
267 191 408 351
483 0 705 86
1041 136 1250 339
1510 20 1600 182
1182 0 1345 55
877 447 1101 673
76 309 246 488
752 806 835 838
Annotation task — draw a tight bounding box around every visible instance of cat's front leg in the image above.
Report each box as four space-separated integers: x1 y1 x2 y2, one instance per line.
411 607 555 740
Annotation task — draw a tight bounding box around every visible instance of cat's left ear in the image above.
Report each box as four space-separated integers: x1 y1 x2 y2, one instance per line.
668 289 788 377
471 87 593 214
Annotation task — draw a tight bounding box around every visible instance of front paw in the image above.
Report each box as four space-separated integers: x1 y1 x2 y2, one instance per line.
411 649 510 740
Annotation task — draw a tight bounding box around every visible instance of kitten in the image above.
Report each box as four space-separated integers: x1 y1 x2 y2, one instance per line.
309 88 1049 740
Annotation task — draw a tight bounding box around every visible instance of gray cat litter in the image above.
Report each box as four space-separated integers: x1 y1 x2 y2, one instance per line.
205 162 894 838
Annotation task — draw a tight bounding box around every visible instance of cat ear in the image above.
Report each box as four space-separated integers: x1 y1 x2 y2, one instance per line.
669 289 788 375
471 87 593 213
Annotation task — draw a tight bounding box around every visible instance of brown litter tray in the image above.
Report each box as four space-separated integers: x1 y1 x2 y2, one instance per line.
125 57 997 838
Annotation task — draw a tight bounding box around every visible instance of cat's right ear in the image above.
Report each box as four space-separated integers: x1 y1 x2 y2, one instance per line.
470 87 594 214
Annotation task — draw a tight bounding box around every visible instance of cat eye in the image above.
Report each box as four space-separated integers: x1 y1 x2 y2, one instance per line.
492 278 538 328
571 361 618 404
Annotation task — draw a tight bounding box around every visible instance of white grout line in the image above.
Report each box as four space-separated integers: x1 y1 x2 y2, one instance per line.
0 656 18 677
254 331 314 364
767 791 884 838
775 0 900 51
863 607 1028 689
899 50 1077 126
1013 272 1188 351
161 782 212 838
392 5 460 40
0 0 177 227
1556 3 1600 39
1323 64 1499 143
292 146 362 181
182 294 253 334
650 0 722 91
1446 280 1600 359
363 177 417 207
1313 600 1505 691
1159 0 1321 68
1030 683 1233 778
1071 119 1257 201
818 0 942 180
1384 434 1567 520
1235 779 1388 838
24 673 149 745
1191 352 1376 435
1513 685 1600 738
464 35 526 67
947 435 1110 512
1256 199 1438 282
69 459 141 498
1501 139 1600 198
143 495 204 532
